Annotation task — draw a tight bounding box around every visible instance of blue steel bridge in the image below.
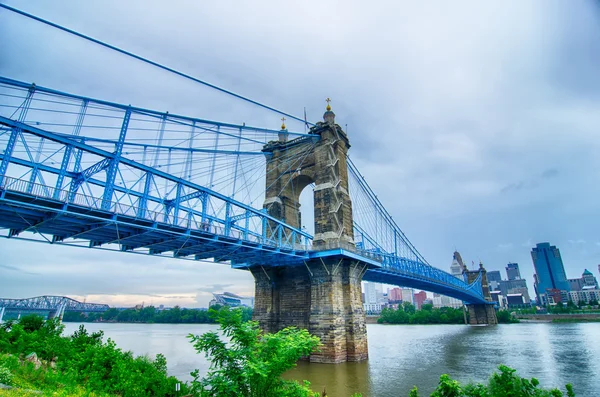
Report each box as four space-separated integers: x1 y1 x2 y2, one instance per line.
0 3 489 308
0 75 485 304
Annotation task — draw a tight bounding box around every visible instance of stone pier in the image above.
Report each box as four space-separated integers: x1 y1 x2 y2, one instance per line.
252 101 369 362
463 263 498 325
251 257 368 363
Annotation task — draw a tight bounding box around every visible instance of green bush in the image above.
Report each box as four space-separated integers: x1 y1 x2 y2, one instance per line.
0 316 188 396
188 306 321 397
0 365 13 385
409 365 575 396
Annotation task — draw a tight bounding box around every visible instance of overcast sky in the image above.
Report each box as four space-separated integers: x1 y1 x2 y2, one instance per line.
1 0 599 307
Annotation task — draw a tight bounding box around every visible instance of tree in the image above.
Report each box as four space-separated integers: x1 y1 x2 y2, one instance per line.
408 365 574 396
403 302 416 315
188 306 320 397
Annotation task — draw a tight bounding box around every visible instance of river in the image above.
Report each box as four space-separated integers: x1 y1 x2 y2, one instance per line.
62 322 600 396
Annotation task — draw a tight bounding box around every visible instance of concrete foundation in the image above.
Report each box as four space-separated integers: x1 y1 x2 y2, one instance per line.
251 258 368 363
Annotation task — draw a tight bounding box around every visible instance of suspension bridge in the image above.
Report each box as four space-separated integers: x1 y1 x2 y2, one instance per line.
0 4 496 363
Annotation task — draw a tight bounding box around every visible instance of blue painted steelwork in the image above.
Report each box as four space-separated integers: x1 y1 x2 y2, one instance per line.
0 77 489 304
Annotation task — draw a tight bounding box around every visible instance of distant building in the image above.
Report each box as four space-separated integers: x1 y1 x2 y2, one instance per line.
388 287 402 302
568 278 583 292
363 302 383 313
498 279 531 304
432 293 462 309
401 288 414 304
210 292 254 308
490 290 505 307
414 291 427 309
363 282 387 313
506 293 527 307
582 269 599 289
506 263 521 280
364 282 378 305
568 289 600 305
437 251 465 308
450 251 464 278
531 243 570 305
567 269 598 292
545 289 564 305
487 270 502 292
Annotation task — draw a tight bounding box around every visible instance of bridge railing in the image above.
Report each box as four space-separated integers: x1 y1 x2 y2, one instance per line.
1 175 307 251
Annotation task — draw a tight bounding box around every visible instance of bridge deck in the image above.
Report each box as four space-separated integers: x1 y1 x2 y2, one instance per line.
0 188 309 264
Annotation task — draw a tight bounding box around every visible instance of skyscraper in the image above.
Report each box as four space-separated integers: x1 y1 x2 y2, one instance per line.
486 270 502 292
531 243 570 304
506 263 521 280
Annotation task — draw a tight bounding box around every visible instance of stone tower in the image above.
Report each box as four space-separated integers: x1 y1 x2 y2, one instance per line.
463 262 498 325
250 102 368 363
261 103 354 249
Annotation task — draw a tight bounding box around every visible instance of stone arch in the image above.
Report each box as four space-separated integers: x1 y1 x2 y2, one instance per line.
262 115 355 248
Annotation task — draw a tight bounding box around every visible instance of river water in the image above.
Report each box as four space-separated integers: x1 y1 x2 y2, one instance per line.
62 322 600 396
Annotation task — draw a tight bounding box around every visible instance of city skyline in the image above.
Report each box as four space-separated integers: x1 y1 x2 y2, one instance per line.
1 1 599 307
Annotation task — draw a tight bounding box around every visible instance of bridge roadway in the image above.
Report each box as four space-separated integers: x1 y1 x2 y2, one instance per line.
0 174 486 304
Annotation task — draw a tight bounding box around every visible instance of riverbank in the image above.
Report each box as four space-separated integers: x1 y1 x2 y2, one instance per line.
515 313 600 323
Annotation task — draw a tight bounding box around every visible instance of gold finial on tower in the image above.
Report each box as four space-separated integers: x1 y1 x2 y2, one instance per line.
280 117 286 130
325 97 332 111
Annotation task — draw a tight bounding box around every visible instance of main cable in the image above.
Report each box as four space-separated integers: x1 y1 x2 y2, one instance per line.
0 3 312 126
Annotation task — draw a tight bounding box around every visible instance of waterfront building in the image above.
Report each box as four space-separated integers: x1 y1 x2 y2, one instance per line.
210 292 254 308
506 263 521 280
568 289 600 305
363 302 383 314
487 270 502 292
414 291 427 309
531 242 570 305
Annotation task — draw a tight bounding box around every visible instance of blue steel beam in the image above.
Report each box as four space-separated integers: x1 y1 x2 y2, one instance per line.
102 108 131 210
0 76 311 139
0 116 312 242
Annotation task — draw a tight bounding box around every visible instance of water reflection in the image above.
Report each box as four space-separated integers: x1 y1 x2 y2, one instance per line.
63 322 600 397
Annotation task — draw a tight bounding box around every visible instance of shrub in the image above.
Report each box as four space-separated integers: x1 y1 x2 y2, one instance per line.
188 306 321 397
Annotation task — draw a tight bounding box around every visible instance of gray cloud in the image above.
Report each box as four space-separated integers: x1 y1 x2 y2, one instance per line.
1 0 599 304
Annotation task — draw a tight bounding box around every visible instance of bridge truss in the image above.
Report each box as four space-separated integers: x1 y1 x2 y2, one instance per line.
0 295 109 312
0 76 487 304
